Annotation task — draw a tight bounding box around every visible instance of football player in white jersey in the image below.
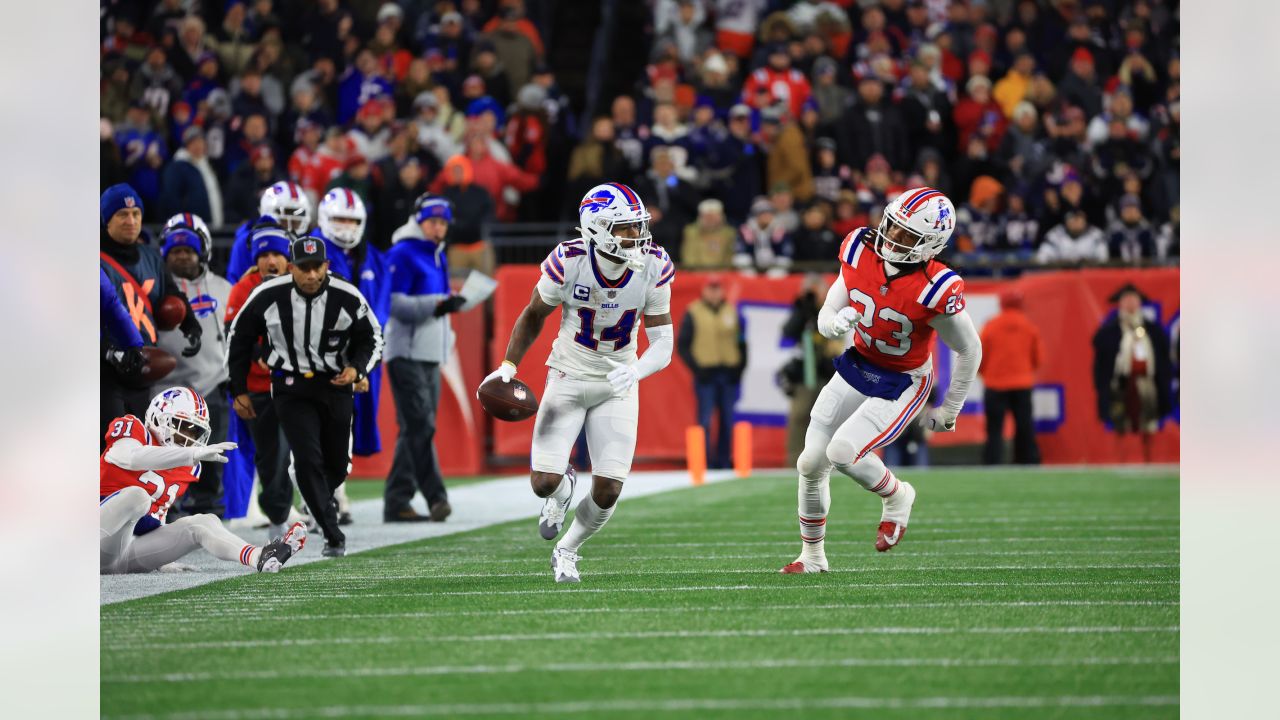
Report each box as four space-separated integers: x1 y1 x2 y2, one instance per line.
481 182 676 583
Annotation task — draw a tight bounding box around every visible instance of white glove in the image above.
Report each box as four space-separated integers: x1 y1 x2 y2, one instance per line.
605 359 640 395
821 307 862 339
925 407 957 432
192 441 238 464
477 361 517 397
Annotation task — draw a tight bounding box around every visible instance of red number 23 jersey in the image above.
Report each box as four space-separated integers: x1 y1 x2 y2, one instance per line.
100 415 199 525
837 228 966 373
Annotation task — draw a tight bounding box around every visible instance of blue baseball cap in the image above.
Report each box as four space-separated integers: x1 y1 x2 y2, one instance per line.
415 196 454 224
251 227 292 261
161 227 205 258
465 96 504 125
100 183 143 225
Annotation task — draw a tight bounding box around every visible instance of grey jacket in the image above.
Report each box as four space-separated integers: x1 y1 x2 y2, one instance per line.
157 267 232 396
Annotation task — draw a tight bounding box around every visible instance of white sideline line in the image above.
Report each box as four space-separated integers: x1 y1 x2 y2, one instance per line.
124 578 1181 604
622 524 1178 537
103 624 1179 654
429 535 1179 550
104 694 1180 719
102 655 1179 684
631 515 1180 527
197 563 1180 583
100 600 1178 627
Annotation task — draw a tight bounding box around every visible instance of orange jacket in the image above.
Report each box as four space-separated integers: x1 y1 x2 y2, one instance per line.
979 309 1042 390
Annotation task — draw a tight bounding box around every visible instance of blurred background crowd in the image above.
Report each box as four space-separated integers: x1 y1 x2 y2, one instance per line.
101 0 1180 276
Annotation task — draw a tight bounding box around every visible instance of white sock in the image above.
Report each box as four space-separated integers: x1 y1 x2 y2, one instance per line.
550 473 573 503
834 453 899 497
797 469 831 551
238 545 262 568
556 494 614 553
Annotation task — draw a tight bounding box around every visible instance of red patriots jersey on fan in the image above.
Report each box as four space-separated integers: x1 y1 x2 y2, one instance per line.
837 228 966 372
100 415 199 525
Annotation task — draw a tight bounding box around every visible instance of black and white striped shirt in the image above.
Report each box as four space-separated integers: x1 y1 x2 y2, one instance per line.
226 274 384 395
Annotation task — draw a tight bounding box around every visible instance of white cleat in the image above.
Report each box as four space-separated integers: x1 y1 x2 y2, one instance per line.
551 547 581 583
538 466 577 540
877 481 917 552
258 521 307 572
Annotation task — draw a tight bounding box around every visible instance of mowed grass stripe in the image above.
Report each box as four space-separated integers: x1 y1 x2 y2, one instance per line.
101 471 1178 719
103 694 1180 719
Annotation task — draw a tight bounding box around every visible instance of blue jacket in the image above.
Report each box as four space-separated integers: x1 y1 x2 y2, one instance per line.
159 158 212 221
100 231 174 346
384 238 452 363
115 126 167 206
100 267 144 348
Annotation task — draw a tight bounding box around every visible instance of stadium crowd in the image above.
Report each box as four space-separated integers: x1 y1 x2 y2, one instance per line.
101 0 1180 272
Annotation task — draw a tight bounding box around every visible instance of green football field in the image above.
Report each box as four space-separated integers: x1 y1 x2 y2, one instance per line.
100 469 1179 719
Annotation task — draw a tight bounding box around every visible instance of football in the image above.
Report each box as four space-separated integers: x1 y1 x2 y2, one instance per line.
154 295 187 331
478 376 539 422
139 346 177 384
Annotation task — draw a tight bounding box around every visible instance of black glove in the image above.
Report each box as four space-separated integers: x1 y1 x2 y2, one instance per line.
182 330 202 357
105 345 144 377
433 295 466 317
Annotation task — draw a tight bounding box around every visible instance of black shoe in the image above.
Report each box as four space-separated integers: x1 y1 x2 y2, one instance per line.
429 500 452 522
384 507 430 523
321 542 346 558
338 511 354 526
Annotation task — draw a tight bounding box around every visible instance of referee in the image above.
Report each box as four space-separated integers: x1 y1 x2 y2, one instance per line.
226 236 384 557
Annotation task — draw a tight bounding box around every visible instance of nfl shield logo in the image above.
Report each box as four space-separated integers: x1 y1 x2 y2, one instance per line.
607 290 617 300
124 196 136 208
304 240 317 254
880 284 889 296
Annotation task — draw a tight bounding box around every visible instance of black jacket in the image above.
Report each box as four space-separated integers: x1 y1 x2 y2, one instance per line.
226 274 384 396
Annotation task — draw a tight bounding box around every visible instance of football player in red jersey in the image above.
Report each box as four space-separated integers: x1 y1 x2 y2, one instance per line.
781 188 983 573
100 386 307 574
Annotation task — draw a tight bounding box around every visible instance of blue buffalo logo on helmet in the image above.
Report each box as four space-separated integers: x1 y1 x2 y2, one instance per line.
579 189 615 214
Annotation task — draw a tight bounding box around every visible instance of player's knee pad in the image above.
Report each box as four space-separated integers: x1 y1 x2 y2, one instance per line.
796 445 831 479
825 438 859 467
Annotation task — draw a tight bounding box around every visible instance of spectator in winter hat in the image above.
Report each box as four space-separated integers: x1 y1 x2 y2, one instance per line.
1037 208 1107 264
999 101 1052 183
994 51 1037 118
161 126 223 228
1058 47 1103 118
954 75 1008 154
955 175 1005 254
734 196 795 277
837 75 908 172
226 144 281 224
470 41 513 110
1106 195 1157 262
434 155 497 274
682 198 737 270
1086 88 1150 149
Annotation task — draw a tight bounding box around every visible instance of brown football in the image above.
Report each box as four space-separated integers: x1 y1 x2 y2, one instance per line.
139 346 177 384
478 376 539 422
154 295 187 331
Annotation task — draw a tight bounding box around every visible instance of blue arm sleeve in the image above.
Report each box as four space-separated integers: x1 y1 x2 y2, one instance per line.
100 268 144 348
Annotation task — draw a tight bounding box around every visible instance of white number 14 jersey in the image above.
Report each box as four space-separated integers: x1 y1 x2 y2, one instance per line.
535 239 675 381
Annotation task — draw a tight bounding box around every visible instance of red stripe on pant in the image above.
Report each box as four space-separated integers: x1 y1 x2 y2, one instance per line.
857 374 933 460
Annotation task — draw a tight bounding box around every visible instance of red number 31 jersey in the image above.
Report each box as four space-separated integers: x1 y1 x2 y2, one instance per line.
837 228 966 373
100 415 199 525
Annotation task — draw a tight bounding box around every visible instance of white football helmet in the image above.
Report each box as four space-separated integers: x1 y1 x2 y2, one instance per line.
577 182 652 270
163 212 212 261
875 187 956 264
318 187 367 250
145 387 212 448
259 181 313 235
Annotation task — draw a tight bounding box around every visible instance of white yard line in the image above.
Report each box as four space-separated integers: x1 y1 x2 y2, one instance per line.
99 470 735 605
103 624 1179 655
104 694 1179 719
102 655 1179 684
100 599 1178 627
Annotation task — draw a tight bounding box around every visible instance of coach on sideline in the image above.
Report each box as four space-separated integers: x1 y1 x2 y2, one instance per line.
226 236 384 557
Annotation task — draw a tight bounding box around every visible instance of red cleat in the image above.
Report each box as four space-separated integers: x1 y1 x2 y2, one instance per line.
875 521 907 552
779 560 827 573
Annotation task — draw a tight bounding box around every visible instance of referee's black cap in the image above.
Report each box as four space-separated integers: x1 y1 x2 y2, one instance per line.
291 236 327 265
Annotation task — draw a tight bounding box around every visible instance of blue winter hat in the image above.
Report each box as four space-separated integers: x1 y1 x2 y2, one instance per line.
161 227 205 259
415 195 454 224
465 96 504 125
251 227 292 261
100 183 143 225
